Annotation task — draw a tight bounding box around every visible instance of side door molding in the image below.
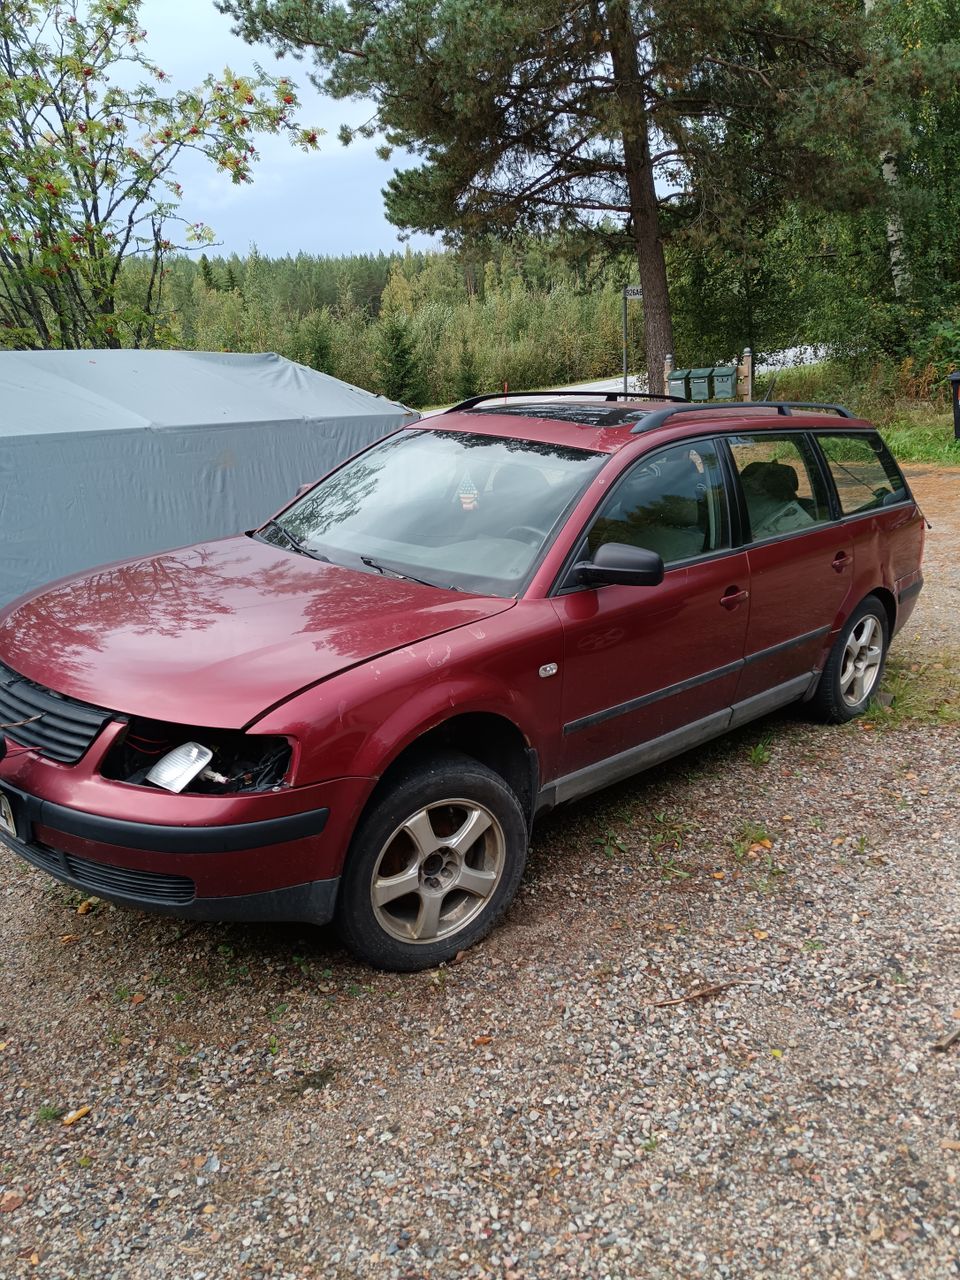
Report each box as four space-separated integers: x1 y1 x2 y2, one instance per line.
562 656 745 735
540 668 820 811
742 623 831 668
543 707 732 807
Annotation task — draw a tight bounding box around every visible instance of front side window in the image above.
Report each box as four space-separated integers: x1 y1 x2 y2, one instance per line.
258 429 606 597
727 434 831 541
584 440 730 566
816 433 908 515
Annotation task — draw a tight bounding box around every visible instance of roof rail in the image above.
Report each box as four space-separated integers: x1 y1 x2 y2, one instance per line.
629 400 856 434
446 389 688 413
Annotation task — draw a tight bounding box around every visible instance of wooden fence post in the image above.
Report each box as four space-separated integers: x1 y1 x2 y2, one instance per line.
736 349 753 401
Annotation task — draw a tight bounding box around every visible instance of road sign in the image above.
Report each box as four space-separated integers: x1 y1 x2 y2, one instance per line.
621 287 642 390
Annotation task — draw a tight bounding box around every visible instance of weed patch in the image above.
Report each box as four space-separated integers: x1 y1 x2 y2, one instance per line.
870 653 960 729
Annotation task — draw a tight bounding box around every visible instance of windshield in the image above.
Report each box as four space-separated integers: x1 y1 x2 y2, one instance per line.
257 429 606 596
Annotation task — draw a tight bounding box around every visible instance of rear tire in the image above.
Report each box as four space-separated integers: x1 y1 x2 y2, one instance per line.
809 594 890 724
336 751 528 971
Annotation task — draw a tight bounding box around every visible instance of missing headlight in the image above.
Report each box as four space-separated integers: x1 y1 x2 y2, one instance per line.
146 742 214 793
101 719 292 794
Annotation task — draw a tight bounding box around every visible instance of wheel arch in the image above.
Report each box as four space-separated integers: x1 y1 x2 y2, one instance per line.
832 584 896 641
869 585 897 636
365 712 538 833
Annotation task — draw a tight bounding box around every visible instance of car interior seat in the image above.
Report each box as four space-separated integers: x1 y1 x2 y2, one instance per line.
741 460 814 535
490 463 550 497
742 460 799 501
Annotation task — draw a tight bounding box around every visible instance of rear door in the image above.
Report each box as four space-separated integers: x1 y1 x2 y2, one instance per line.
723 431 853 718
550 438 751 798
813 431 924 619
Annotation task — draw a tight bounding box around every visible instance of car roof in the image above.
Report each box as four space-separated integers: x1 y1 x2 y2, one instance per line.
412 394 872 455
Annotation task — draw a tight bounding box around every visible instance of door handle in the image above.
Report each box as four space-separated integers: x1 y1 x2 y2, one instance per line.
720 587 749 610
831 552 852 573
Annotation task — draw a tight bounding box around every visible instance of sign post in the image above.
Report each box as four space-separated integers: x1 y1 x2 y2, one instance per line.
622 286 642 393
950 370 960 440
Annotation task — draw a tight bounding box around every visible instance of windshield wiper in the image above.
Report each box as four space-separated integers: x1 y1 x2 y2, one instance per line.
259 519 329 562
359 554 459 591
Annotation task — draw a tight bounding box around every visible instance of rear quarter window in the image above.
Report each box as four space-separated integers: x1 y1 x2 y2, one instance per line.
816 433 908 516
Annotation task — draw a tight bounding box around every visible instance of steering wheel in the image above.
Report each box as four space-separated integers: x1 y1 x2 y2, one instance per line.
504 525 548 546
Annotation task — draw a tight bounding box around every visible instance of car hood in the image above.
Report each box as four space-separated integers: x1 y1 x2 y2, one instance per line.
0 536 516 728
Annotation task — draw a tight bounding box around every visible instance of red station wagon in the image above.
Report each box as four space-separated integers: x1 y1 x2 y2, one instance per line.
0 393 924 970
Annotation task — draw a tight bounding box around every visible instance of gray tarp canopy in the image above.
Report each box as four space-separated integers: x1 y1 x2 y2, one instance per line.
0 350 417 606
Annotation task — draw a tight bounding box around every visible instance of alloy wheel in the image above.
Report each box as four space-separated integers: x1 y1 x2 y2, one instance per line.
369 799 507 944
839 614 884 707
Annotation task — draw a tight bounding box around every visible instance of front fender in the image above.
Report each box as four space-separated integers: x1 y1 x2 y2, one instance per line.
253 599 564 785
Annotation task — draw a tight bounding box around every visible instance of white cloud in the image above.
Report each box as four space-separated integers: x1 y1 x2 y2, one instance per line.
136 0 436 256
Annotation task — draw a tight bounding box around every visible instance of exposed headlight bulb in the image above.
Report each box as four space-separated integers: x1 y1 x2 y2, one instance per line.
198 764 230 786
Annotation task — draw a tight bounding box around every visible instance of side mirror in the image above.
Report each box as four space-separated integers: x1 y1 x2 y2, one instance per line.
574 542 664 588
295 481 315 497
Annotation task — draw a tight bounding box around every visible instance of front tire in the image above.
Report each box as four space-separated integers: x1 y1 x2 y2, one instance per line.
809 594 890 724
336 752 528 971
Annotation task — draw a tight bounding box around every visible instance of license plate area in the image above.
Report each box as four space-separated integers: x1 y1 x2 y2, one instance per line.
0 791 17 840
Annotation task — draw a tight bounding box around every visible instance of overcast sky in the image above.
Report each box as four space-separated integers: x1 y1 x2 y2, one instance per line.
137 0 436 258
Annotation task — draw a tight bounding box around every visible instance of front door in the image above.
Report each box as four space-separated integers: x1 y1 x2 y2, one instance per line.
550 438 750 801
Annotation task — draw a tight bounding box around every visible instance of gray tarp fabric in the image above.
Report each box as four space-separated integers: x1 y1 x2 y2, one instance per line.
0 350 418 605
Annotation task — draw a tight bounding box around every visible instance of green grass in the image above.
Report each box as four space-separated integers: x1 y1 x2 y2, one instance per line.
746 737 772 768
874 411 960 465
755 362 960 465
871 654 960 729
594 828 627 859
732 821 771 860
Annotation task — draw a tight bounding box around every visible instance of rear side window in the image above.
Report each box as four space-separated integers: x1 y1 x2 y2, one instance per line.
816 433 908 515
727 434 831 541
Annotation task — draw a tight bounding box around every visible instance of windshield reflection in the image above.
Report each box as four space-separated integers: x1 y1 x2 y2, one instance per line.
263 430 606 597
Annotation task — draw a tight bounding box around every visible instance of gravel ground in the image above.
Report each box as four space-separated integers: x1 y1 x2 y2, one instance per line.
1 467 958 1280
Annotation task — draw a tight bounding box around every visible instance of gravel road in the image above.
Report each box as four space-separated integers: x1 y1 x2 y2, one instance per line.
1 467 958 1280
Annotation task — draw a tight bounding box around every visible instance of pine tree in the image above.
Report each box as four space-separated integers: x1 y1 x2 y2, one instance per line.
217 0 940 390
304 309 334 372
376 311 426 407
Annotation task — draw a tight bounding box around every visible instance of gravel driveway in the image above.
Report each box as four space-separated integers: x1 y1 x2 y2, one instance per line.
1 468 958 1280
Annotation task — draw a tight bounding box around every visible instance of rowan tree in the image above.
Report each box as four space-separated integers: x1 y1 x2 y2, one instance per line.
0 0 319 348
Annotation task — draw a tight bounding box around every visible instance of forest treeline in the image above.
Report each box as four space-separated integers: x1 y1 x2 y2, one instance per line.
142 209 960 409
5 0 960 413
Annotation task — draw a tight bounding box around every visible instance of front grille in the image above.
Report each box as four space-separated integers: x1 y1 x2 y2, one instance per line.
31 843 195 904
0 660 113 763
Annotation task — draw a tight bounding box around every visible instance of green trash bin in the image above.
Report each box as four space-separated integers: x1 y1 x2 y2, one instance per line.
667 368 690 400
711 365 736 399
689 367 712 401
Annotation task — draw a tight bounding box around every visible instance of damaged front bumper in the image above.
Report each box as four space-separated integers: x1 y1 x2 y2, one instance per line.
0 776 339 924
